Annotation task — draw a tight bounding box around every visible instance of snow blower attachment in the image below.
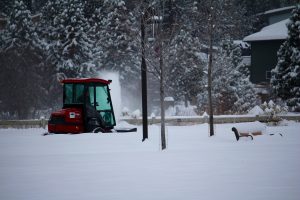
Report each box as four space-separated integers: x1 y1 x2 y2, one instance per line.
48 78 136 134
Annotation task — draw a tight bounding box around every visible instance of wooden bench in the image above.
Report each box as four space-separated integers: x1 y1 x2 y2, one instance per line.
232 127 254 141
231 122 266 141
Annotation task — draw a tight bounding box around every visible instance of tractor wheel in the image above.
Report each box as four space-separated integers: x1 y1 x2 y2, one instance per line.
93 127 105 133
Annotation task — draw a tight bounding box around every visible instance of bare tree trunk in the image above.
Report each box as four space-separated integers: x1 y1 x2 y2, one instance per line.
159 37 166 150
208 45 214 136
141 12 148 142
207 7 214 137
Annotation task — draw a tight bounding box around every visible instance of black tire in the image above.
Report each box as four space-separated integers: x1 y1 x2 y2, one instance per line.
93 127 105 133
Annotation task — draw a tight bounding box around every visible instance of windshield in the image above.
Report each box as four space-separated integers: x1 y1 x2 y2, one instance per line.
88 84 116 127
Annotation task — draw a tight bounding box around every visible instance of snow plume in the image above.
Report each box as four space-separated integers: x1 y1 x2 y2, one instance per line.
98 71 121 123
98 70 141 120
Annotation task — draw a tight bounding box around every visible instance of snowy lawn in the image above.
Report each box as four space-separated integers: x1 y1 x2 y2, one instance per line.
0 122 300 200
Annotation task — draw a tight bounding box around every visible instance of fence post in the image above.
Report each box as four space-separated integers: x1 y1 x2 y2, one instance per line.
40 117 46 129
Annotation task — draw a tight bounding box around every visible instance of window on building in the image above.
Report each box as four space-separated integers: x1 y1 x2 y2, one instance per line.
266 70 271 80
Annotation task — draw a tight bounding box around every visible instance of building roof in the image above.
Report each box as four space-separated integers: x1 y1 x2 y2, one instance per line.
255 6 295 17
264 6 295 15
243 19 289 42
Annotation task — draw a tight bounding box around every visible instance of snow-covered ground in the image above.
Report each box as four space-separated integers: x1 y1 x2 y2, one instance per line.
0 121 300 200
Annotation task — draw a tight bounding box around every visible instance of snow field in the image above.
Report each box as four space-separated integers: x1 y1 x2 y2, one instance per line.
0 122 300 200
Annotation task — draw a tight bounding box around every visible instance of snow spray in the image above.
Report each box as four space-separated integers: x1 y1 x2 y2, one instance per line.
98 71 121 123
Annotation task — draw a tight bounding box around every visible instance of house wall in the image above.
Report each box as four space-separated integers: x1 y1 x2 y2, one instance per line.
250 40 284 84
0 18 7 30
268 13 292 24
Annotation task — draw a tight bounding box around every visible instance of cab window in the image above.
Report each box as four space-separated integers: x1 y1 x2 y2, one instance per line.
64 83 85 104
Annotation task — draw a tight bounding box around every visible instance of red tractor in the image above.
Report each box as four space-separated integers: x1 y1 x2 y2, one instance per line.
48 78 136 134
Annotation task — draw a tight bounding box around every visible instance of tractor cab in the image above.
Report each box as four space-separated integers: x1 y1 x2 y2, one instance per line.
48 78 116 133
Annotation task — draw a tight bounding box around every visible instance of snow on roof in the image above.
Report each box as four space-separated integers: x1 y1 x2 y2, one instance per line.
233 40 250 48
243 19 289 42
164 96 174 102
264 6 295 15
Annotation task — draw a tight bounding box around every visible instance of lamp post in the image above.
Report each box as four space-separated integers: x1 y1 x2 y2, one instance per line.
141 9 149 142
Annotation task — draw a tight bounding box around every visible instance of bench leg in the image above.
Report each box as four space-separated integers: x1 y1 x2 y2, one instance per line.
232 127 253 141
232 127 240 141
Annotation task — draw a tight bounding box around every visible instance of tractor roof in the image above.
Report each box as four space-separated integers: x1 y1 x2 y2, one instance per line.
61 78 111 84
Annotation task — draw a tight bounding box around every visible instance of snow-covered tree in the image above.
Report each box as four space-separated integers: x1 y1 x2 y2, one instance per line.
166 29 206 106
271 5 300 111
41 0 95 78
198 39 257 114
0 0 46 118
219 40 257 114
186 0 251 135
95 0 140 86
0 0 14 16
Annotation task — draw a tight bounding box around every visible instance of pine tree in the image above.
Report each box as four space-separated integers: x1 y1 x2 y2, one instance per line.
0 0 14 16
41 0 95 78
271 5 300 111
199 39 257 114
166 29 206 106
226 40 257 114
96 0 140 86
187 0 251 135
0 0 45 119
